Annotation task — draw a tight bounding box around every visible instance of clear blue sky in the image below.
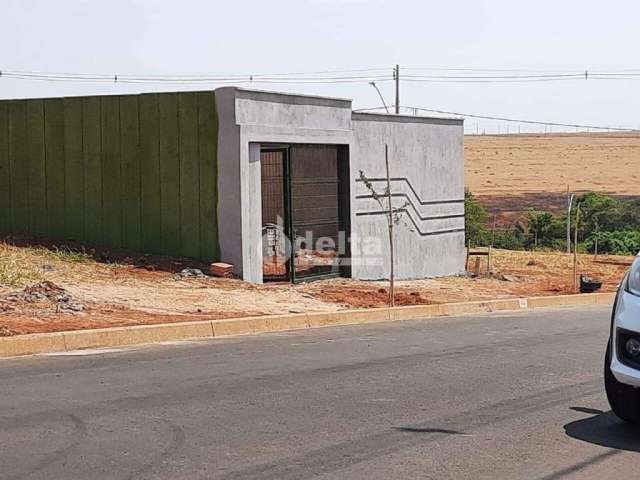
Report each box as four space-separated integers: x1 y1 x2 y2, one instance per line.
3 0 640 132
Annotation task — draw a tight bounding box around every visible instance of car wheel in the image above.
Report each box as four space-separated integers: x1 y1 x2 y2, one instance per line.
605 341 640 424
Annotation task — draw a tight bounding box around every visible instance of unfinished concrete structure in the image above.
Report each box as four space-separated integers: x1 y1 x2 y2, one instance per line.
216 87 465 282
0 87 464 283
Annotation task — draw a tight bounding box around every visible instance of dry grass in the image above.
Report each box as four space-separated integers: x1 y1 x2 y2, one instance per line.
463 132 640 224
0 241 120 290
0 243 44 288
0 242 632 336
464 133 640 197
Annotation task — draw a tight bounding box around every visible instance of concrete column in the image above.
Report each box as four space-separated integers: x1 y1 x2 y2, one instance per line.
240 142 264 283
215 88 244 276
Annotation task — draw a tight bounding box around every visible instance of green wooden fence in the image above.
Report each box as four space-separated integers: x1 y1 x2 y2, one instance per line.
0 91 219 261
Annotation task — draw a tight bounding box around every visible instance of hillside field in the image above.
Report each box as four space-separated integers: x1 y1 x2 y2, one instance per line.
464 133 640 224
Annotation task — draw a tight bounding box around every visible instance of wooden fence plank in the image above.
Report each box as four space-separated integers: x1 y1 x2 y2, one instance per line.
178 93 200 258
63 97 85 240
120 95 141 251
101 96 122 247
197 92 219 261
83 97 103 245
158 94 180 255
0 102 10 233
44 99 66 238
9 101 29 233
139 94 162 254
26 100 47 236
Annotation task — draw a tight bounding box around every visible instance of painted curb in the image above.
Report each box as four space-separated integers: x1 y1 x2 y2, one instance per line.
0 292 616 358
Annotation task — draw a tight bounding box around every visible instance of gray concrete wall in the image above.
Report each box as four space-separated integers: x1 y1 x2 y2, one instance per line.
216 87 465 283
214 87 243 274
218 87 354 282
350 113 465 280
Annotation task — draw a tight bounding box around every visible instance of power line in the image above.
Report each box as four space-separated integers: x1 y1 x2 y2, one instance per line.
5 67 640 85
404 73 585 79
355 105 639 132
0 71 393 85
402 66 640 74
0 68 395 85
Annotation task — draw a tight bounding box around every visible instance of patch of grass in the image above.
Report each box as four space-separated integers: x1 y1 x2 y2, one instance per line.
0 243 43 287
34 245 94 264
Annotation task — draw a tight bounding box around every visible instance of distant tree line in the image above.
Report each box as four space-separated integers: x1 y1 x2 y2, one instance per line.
465 192 640 256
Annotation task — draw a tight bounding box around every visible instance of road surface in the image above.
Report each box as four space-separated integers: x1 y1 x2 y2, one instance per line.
1 305 638 479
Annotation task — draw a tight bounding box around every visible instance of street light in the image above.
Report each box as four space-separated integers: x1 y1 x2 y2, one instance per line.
369 82 390 114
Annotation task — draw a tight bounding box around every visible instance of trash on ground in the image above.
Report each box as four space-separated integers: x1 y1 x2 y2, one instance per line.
178 268 206 279
580 275 602 293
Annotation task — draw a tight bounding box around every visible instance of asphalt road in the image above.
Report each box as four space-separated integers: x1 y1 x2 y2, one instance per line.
1 305 639 479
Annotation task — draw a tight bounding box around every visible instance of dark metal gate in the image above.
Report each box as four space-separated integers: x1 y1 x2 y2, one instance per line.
261 148 289 281
260 144 349 282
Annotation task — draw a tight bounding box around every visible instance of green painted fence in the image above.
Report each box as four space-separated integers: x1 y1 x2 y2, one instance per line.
0 91 220 261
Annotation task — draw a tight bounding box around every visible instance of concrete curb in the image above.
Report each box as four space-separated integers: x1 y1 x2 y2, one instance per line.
0 292 615 358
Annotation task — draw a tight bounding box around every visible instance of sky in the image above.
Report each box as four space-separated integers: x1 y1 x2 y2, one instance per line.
3 0 640 133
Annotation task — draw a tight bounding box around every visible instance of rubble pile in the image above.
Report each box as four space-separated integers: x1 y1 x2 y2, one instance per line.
3 281 85 313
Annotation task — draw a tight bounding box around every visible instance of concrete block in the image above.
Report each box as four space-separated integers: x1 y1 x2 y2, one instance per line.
439 299 521 316
306 312 340 328
389 304 444 321
265 314 311 332
63 321 214 351
0 332 66 357
211 316 270 337
527 294 594 309
593 292 616 305
333 308 390 325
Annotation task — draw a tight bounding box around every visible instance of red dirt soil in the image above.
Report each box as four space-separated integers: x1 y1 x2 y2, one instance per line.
0 238 632 337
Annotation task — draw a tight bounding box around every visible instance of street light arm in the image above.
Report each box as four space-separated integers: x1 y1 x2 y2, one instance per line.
369 82 390 114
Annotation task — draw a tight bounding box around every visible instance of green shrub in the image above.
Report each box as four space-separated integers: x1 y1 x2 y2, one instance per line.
584 230 640 256
464 194 490 246
466 191 640 256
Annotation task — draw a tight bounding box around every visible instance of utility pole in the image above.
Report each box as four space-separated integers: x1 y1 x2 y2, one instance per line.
393 64 400 114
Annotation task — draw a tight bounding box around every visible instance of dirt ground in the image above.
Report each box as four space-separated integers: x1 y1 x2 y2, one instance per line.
464 133 640 224
0 239 631 336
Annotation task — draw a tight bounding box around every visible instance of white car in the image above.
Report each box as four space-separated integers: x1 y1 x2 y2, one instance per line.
605 253 640 423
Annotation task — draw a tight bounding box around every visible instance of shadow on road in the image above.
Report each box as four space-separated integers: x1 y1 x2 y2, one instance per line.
564 407 640 452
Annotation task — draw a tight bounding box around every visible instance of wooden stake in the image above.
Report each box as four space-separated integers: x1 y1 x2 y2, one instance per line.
465 239 471 271
491 215 497 247
573 204 580 293
488 245 493 274
566 186 573 254
385 144 395 307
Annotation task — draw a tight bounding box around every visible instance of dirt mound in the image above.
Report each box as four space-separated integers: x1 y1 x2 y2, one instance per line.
23 281 66 300
3 281 84 313
305 283 439 308
3 280 66 303
0 324 18 337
